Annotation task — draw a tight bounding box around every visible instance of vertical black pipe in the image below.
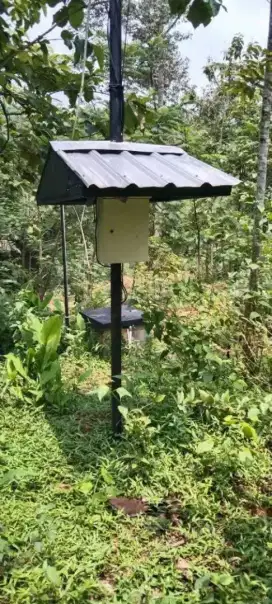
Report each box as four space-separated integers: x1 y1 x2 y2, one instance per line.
111 263 122 434
109 0 123 142
109 0 123 434
60 204 70 329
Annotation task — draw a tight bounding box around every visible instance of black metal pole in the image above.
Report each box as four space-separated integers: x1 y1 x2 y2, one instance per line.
60 204 70 329
109 0 123 434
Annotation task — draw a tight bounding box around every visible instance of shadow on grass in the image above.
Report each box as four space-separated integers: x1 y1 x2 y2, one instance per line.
223 514 272 587
45 391 114 472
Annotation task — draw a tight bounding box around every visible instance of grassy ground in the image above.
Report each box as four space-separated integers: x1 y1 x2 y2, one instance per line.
1 355 272 604
1 282 272 603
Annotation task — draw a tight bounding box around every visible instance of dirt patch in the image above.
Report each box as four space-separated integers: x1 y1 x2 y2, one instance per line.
75 409 111 433
249 505 272 517
174 306 199 319
78 368 110 393
167 532 187 548
109 497 148 516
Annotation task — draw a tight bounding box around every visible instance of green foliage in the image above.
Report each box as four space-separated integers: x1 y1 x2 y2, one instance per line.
1 330 272 602
169 0 225 27
5 311 63 403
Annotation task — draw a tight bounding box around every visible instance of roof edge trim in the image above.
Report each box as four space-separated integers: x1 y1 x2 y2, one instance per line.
50 140 184 155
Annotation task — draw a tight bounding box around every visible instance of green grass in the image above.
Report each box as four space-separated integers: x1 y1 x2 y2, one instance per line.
1 370 272 604
1 283 272 604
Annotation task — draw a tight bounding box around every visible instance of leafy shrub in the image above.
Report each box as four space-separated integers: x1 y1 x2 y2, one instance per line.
5 313 63 404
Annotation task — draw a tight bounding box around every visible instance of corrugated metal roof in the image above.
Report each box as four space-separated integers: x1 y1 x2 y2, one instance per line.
37 140 240 205
51 141 184 154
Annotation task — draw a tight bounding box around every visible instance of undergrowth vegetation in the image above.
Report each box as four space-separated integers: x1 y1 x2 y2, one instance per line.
1 276 272 604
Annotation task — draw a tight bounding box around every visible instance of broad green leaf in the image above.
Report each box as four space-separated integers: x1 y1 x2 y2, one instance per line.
212 573 234 586
40 361 60 385
195 574 211 590
78 481 93 495
247 406 260 422
202 371 213 383
40 293 53 310
206 351 223 365
45 564 61 586
250 311 260 320
41 315 62 360
188 387 196 402
100 466 114 485
6 356 19 380
76 313 85 331
260 402 269 414
196 439 214 454
265 394 272 406
199 389 213 403
0 538 9 554
54 5 69 26
96 385 110 402
238 448 253 464
93 44 105 70
233 379 247 391
27 314 42 342
84 85 94 102
169 0 191 15
176 390 185 406
124 101 139 133
118 405 129 419
78 368 92 383
188 0 223 28
221 390 230 404
41 315 62 346
224 415 237 426
156 394 166 403
242 422 257 440
0 468 27 486
6 354 28 380
74 35 85 65
61 29 74 50
68 0 84 28
53 299 63 313
116 387 132 400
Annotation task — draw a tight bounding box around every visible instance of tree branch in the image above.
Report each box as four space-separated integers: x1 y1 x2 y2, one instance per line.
0 0 108 69
163 15 180 36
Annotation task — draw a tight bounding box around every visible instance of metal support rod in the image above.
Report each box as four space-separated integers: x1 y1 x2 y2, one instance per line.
111 264 122 433
109 0 124 434
60 204 70 329
109 0 123 142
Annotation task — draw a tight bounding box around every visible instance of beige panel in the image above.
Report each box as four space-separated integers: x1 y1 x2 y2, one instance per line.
96 197 149 263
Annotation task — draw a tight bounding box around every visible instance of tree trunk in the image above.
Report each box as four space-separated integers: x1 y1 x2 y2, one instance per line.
247 0 272 313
